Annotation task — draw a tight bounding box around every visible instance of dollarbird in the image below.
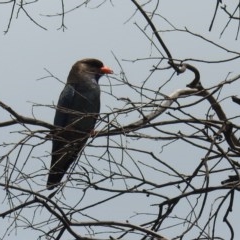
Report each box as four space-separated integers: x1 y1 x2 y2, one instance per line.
47 58 113 190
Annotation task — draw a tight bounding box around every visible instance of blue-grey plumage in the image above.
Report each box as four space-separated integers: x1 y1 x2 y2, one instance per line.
47 59 113 190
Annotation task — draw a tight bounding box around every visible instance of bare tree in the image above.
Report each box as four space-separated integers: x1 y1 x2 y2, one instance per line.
1 1 240 239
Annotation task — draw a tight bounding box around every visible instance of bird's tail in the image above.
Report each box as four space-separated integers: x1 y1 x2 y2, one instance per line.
47 151 78 190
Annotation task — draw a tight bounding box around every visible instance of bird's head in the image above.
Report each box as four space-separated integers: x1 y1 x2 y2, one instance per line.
67 58 113 84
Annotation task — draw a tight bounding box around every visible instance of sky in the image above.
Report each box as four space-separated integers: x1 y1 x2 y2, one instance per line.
1 0 240 239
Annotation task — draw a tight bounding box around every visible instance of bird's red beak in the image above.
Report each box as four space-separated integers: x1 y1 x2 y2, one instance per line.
100 66 113 74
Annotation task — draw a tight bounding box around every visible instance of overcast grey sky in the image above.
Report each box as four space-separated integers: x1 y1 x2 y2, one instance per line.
1 1 240 239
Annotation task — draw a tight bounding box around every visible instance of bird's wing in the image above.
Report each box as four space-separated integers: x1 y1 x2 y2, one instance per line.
49 83 95 190
48 84 76 190
54 84 75 127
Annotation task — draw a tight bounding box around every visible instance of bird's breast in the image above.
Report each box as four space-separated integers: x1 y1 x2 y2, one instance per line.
70 82 100 117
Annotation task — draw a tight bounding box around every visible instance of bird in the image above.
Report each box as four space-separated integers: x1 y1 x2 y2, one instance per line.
47 58 113 190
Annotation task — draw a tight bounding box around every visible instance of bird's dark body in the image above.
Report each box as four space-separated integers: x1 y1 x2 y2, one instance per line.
47 59 112 190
